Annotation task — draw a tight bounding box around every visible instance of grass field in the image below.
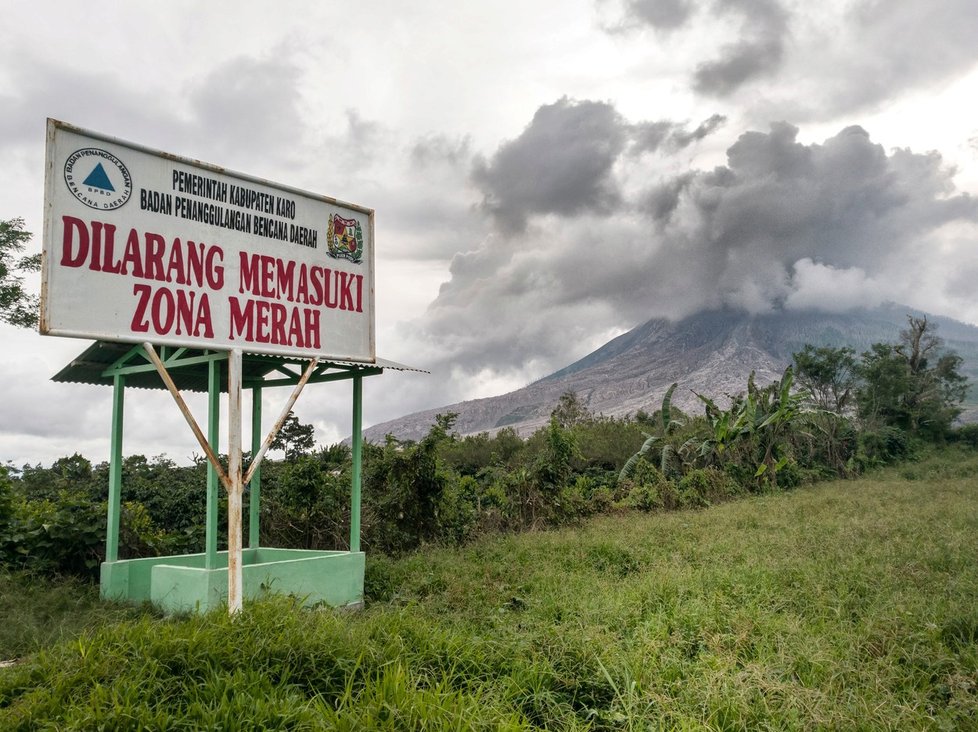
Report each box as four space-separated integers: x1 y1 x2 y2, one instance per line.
1 449 976 729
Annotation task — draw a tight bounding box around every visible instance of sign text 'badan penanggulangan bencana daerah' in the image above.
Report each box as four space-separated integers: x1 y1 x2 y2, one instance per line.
41 119 376 362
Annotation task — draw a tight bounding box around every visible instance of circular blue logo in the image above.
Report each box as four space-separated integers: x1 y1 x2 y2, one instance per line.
64 147 133 210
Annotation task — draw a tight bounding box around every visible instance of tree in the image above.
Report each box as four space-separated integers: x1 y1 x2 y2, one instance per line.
363 415 454 553
792 345 857 414
750 367 808 485
276 455 343 548
535 416 576 491
270 411 316 460
551 391 591 428
0 218 41 328
856 316 968 439
619 383 680 483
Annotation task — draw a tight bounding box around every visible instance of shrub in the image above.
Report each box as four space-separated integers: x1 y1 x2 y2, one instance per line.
949 424 978 449
0 466 13 528
621 460 674 512
624 482 664 512
676 468 738 508
118 501 171 558
2 491 104 577
554 476 591 522
854 426 912 469
437 475 479 545
774 458 803 489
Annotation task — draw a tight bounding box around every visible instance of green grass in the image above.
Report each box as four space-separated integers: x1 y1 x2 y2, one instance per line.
0 571 154 660
2 450 977 729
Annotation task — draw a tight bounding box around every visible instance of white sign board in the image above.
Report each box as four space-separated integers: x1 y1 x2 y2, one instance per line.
41 119 375 362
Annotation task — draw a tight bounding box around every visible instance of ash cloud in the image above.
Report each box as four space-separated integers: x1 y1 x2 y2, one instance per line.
784 259 886 313
610 0 978 116
640 122 978 314
472 99 728 234
471 98 628 234
630 113 727 154
693 37 783 96
412 109 978 392
620 0 695 31
692 0 788 96
611 0 790 96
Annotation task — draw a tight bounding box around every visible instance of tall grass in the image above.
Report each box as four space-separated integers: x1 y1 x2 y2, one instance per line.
0 572 152 660
2 450 976 729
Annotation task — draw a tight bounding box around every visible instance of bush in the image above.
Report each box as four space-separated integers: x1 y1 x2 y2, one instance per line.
854 426 912 470
621 460 674 512
676 468 738 508
949 424 978 449
437 475 479 545
0 466 13 528
362 417 455 554
1 491 104 577
554 476 591 522
118 501 174 558
774 458 803 489
624 482 664 512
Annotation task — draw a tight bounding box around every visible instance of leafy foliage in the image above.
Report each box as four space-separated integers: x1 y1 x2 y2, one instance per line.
0 218 40 329
793 344 857 414
856 316 967 438
268 453 347 549
361 414 456 554
270 410 316 461
550 390 591 427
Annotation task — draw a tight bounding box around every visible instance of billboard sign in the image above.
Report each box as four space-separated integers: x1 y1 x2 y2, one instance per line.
41 119 375 362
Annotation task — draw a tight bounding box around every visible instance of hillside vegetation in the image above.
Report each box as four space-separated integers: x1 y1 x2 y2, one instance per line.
1 451 977 729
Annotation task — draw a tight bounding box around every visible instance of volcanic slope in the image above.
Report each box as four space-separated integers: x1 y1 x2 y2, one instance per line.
364 305 978 442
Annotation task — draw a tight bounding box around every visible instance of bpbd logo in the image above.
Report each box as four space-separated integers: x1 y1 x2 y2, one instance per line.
64 148 132 210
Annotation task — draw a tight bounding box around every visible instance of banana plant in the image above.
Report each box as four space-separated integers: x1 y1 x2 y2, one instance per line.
618 383 679 483
659 382 681 435
692 367 808 486
617 431 660 483
694 389 753 460
753 366 808 484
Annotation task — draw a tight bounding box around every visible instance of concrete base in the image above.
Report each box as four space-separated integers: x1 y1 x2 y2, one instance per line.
101 548 365 614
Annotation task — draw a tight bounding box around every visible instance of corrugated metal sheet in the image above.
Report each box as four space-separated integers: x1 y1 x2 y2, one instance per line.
52 341 425 392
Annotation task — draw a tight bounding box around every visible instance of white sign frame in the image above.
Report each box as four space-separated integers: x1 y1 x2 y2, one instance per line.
42 119 376 363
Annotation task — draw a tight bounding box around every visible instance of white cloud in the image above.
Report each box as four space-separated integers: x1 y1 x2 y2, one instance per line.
784 258 886 312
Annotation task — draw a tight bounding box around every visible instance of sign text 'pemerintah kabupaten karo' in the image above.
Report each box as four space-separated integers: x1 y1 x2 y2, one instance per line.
41 119 376 362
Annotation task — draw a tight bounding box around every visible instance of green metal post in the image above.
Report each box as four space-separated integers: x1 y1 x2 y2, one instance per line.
249 386 262 548
205 357 220 569
105 374 125 562
350 375 363 553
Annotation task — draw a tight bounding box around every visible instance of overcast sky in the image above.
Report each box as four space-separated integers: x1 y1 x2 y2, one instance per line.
2 0 978 467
